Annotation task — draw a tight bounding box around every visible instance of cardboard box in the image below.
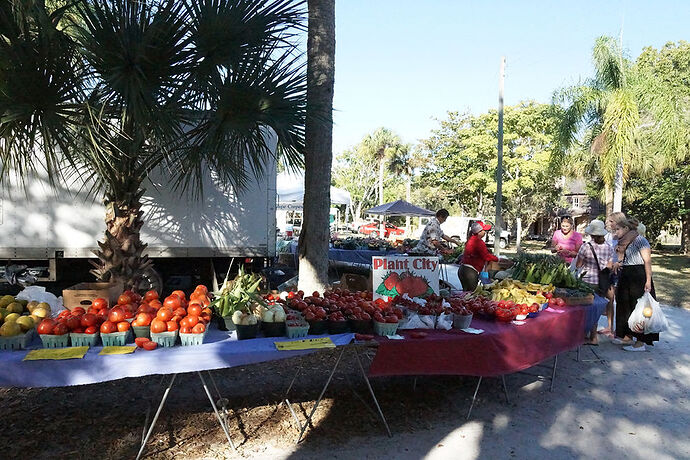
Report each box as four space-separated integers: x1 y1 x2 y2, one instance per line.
339 273 372 292
63 282 123 310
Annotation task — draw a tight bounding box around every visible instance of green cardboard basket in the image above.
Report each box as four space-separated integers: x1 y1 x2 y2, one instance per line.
101 330 131 347
70 332 100 348
179 331 206 346
150 330 178 347
132 325 151 339
0 329 34 350
40 333 70 348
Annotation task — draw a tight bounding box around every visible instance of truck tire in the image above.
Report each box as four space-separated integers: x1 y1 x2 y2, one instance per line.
135 266 164 295
499 238 507 249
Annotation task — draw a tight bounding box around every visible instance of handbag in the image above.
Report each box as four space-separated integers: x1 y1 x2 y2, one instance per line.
588 242 611 293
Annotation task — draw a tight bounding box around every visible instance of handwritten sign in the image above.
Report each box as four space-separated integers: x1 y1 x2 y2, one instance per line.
275 337 335 351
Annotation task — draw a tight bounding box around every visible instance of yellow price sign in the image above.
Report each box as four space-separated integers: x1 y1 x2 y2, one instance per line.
275 337 335 351
99 346 137 355
24 346 89 361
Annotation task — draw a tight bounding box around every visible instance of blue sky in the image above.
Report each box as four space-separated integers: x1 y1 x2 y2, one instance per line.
330 0 690 154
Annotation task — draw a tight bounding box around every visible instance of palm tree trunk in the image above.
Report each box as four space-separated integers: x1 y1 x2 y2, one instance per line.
298 0 335 294
516 216 522 250
682 194 690 255
605 184 613 217
405 178 411 235
90 191 152 290
378 157 385 205
613 160 624 212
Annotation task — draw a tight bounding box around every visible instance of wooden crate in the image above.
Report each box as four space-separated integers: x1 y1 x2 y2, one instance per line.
63 282 123 310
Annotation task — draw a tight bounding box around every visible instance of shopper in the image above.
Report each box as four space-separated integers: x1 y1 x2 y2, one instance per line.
551 216 583 264
610 213 658 351
413 209 462 255
463 221 499 273
575 220 613 345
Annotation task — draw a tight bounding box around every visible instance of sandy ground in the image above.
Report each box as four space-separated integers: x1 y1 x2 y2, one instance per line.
2 306 688 460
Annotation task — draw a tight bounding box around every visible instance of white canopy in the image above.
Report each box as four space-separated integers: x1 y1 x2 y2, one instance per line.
276 170 351 210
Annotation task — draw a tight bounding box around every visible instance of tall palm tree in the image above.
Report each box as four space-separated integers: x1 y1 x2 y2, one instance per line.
554 35 686 214
0 0 307 289
297 0 335 294
387 143 418 233
362 127 405 205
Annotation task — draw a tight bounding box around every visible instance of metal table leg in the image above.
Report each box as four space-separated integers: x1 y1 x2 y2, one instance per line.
466 376 482 419
550 354 558 392
354 346 392 437
136 373 177 460
501 375 509 403
197 372 237 452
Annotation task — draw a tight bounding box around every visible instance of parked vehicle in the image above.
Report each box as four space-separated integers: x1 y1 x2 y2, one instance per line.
416 216 510 248
358 221 405 238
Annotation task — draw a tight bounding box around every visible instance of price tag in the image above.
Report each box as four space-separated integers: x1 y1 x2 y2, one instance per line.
99 346 137 355
275 337 335 351
24 346 89 361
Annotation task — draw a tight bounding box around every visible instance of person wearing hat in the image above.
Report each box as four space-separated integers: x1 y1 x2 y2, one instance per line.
462 220 500 274
413 209 462 255
575 219 614 344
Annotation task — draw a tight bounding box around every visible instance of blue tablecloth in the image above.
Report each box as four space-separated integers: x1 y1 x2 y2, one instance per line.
282 241 398 266
0 329 354 388
585 295 608 332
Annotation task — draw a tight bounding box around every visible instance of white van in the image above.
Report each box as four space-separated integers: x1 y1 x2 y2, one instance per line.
416 216 510 248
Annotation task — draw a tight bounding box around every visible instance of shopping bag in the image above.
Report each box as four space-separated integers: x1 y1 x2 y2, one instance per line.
436 313 453 330
628 292 668 334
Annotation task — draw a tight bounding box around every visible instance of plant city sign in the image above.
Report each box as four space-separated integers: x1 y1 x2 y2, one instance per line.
372 256 440 301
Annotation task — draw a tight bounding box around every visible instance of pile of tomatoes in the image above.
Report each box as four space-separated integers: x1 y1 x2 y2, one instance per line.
130 286 212 336
282 289 403 325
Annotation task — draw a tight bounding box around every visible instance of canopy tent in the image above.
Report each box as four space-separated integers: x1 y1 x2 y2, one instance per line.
276 170 351 210
365 200 434 217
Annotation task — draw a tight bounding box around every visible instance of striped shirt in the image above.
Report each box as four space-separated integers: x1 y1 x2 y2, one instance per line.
577 242 613 284
622 235 650 266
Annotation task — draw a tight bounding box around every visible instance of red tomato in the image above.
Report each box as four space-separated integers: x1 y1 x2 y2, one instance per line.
157 308 173 321
163 296 182 310
117 293 133 305
93 298 108 310
117 321 130 332
166 321 179 332
180 326 192 334
171 290 186 301
150 318 167 333
179 317 190 329
37 319 56 335
71 307 86 316
100 321 117 334
80 313 97 328
123 309 134 320
134 312 152 326
170 315 183 324
108 306 125 323
65 316 81 331
186 315 199 328
135 337 150 348
58 310 71 319
187 304 202 317
194 285 208 295
53 323 69 335
142 341 157 350
72 327 85 334
84 326 98 334
97 314 108 325
144 290 159 302
149 299 163 310
192 323 206 334
189 291 205 302
173 307 187 317
556 298 565 307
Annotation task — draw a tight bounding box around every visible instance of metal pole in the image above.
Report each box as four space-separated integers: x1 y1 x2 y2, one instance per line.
494 56 505 255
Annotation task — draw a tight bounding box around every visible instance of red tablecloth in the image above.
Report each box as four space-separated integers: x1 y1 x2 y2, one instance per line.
369 305 587 378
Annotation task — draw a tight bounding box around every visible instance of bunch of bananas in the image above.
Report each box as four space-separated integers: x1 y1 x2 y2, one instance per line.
212 266 265 318
472 278 552 304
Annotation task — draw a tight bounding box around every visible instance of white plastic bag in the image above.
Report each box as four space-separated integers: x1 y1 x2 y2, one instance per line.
628 292 668 334
399 313 427 330
15 286 64 316
436 312 453 330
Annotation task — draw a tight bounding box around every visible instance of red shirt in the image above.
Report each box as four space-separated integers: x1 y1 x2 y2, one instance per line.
463 234 499 273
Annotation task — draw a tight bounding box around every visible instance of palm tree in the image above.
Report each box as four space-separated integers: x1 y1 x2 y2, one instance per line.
362 127 405 206
0 0 307 289
387 143 418 234
554 35 686 214
297 0 335 294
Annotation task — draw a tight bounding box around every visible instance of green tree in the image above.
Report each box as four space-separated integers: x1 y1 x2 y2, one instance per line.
332 146 378 223
298 0 335 293
361 127 406 205
554 35 687 214
0 0 307 288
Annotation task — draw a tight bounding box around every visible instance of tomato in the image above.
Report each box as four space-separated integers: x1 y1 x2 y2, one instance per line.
385 315 398 323
117 321 131 332
163 296 182 310
189 291 205 302
58 310 71 319
287 291 295 299
194 285 208 295
123 309 134 320
65 315 81 331
53 323 69 335
192 323 206 334
545 292 553 299
108 307 125 323
117 293 133 305
135 312 152 326
170 315 183 323
72 327 85 334
173 307 187 317
80 313 97 328
157 308 173 321
180 326 192 334
166 321 179 332
312 291 320 298
187 304 202 317
410 331 427 339
84 326 98 334
71 307 86 316
93 298 108 310
97 314 108 325
185 315 199 328
37 319 56 335
100 321 117 334
142 341 157 350
144 290 159 302
171 290 186 301
150 318 167 333
556 298 565 307
135 337 150 348
149 299 163 309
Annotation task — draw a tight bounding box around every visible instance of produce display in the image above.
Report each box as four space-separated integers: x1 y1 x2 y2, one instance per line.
471 278 552 304
510 253 594 293
212 266 264 327
0 295 46 349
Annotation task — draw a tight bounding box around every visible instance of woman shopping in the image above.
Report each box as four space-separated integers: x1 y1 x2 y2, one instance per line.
575 220 613 345
610 213 658 351
551 216 583 264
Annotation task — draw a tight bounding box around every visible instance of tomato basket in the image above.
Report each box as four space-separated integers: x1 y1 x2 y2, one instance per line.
101 330 132 347
150 330 178 347
348 318 373 334
180 331 206 346
234 323 259 340
132 325 151 339
373 320 398 336
70 332 100 348
452 313 473 329
327 319 350 335
40 333 70 348
285 323 310 339
307 319 327 335
261 321 286 338
0 329 34 350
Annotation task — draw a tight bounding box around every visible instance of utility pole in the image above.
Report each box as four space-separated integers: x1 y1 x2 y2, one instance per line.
494 56 505 255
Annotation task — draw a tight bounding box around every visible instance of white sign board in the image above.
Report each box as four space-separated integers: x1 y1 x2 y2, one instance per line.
372 256 440 301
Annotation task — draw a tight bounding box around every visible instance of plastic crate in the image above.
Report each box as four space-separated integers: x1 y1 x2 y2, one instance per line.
179 331 206 346
101 330 131 347
40 333 70 348
70 332 100 348
150 330 178 347
0 329 34 350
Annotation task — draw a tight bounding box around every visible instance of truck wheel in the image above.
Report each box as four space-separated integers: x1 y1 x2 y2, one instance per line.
499 238 507 249
135 267 163 295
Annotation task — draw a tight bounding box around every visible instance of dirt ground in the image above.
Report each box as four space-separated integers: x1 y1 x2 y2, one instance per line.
1 305 689 460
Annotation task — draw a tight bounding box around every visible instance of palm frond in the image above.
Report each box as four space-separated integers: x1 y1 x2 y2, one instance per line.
592 35 627 90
